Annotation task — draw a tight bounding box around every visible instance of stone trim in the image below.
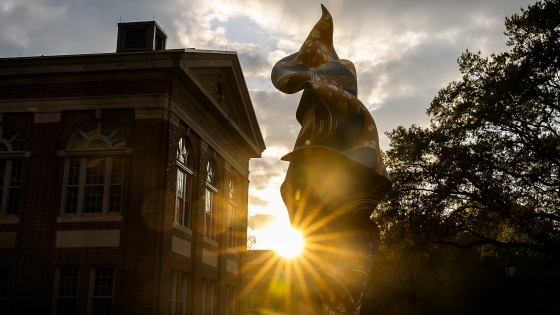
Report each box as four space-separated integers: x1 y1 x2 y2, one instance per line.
171 236 192 257
202 248 218 267
203 236 218 247
55 230 120 248
35 112 61 123
226 259 238 275
56 215 123 223
0 217 19 224
0 95 168 114
172 222 192 235
135 107 169 120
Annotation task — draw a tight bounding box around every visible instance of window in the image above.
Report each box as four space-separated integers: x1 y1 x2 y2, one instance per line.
204 160 217 241
0 125 25 218
226 285 236 315
201 278 215 315
0 268 9 313
62 122 126 217
53 267 79 315
227 179 238 250
246 289 257 312
169 271 178 315
89 267 114 315
169 271 189 315
201 279 206 315
180 273 188 315
175 137 193 229
227 204 235 249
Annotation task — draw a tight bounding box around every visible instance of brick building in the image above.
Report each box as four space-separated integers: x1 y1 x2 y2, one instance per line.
0 21 265 315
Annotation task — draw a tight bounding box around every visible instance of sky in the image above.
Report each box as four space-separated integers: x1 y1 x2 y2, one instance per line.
0 0 538 248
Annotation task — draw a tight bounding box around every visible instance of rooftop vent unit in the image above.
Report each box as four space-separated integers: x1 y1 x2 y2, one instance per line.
116 21 167 53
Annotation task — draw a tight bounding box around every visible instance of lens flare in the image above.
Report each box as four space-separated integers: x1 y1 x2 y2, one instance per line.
272 226 305 259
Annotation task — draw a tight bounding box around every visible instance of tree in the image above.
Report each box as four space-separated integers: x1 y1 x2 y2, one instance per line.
370 3 560 309
246 220 258 260
378 0 560 259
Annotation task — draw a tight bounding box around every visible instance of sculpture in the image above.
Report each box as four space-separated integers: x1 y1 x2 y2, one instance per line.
271 5 392 314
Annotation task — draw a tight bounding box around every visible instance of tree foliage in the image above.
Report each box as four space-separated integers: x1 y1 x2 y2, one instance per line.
379 0 560 257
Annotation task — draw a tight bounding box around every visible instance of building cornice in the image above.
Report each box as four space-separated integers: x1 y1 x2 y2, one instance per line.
0 49 266 158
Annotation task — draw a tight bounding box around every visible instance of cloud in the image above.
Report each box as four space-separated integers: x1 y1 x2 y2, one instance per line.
358 37 464 146
248 194 269 207
0 0 540 229
248 156 287 190
250 90 301 148
248 213 278 230
248 154 289 220
230 42 270 77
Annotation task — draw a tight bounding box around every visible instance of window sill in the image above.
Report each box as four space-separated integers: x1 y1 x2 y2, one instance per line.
172 222 192 235
203 236 218 247
227 248 238 256
56 215 123 223
0 217 19 224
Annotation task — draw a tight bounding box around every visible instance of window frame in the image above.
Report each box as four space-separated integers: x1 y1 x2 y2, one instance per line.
227 179 238 251
180 273 188 315
175 136 193 230
52 267 79 315
225 285 237 315
0 160 24 218
60 122 127 218
227 203 235 250
0 125 27 219
169 270 178 315
62 156 125 217
201 278 206 315
201 278 215 315
87 266 115 315
204 160 218 242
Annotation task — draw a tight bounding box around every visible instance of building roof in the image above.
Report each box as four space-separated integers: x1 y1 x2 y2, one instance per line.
0 48 266 158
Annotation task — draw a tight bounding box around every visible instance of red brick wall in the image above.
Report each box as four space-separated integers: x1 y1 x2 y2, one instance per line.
193 72 237 124
0 76 171 100
0 70 251 315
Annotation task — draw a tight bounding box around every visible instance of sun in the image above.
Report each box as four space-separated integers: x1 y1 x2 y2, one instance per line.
271 226 305 259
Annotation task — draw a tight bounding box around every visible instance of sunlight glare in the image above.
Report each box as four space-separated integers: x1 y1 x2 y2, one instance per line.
271 225 305 259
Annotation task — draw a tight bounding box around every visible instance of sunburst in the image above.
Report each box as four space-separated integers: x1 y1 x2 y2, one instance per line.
241 191 354 314
271 225 305 259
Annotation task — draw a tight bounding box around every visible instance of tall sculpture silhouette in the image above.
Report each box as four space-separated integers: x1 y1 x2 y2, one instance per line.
271 5 392 314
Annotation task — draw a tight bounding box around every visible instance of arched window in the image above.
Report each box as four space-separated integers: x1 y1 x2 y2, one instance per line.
0 125 25 218
228 178 236 200
227 178 238 250
205 160 218 241
206 160 216 186
175 136 193 229
62 122 126 216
